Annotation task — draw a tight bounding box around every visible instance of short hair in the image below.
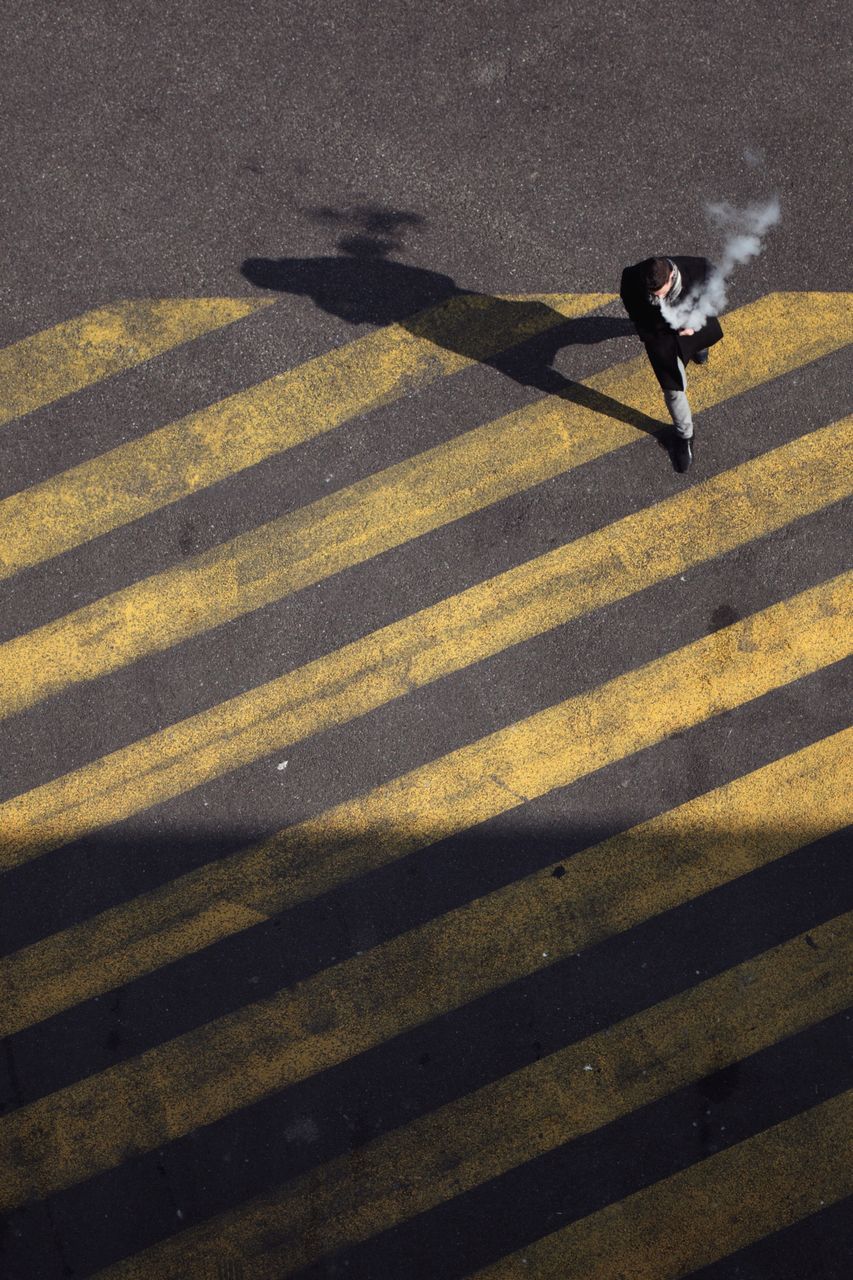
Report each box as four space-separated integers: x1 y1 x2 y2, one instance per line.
643 257 673 291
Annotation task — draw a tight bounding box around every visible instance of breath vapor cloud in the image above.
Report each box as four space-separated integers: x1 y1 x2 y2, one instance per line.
660 196 781 332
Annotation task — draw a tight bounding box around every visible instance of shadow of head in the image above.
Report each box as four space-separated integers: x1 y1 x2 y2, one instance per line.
310 202 425 260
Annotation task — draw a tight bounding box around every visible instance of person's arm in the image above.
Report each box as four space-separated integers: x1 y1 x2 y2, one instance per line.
620 268 657 344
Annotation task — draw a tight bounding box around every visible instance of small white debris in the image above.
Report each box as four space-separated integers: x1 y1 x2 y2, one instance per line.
176 1209 184 1220
277 760 289 771
542 951 549 958
583 1064 594 1072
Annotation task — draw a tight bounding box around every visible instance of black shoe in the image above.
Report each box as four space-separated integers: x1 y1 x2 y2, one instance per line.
693 348 709 365
674 436 693 473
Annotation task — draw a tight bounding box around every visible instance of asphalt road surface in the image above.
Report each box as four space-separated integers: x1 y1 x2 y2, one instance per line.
1 3 851 1278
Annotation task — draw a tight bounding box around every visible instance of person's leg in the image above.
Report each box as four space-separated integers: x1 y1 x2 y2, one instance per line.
663 387 693 438
663 357 693 472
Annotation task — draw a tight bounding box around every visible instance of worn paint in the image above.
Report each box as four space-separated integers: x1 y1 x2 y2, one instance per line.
93 912 853 1278
0 291 609 577
1 647 850 1038
0 418 850 867
0 579 849 1211
0 297 276 427
472 1090 853 1279
0 341 850 717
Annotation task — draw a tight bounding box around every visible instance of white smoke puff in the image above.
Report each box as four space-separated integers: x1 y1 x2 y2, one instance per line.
660 196 781 332
708 196 781 272
743 146 766 169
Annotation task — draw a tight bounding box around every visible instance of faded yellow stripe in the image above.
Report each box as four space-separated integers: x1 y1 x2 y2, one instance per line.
2 337 850 719
0 291 609 577
2 292 851 584
96 911 853 1279
0 298 275 427
2 658 850 1042
1 418 851 870
0 582 849 1210
473 1090 853 1279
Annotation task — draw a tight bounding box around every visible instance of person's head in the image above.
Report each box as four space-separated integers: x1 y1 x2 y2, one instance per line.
644 257 675 297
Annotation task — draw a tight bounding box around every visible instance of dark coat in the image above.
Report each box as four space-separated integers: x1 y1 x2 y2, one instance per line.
620 255 724 391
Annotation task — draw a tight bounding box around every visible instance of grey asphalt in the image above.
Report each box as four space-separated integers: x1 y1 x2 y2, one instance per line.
2 0 850 342
1 3 851 1278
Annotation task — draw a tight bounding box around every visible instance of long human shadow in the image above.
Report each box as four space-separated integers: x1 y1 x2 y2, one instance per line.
240 250 666 439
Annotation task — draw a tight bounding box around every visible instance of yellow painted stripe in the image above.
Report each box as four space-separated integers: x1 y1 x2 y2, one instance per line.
2 292 850 585
0 298 275 427
472 1090 853 1279
95 911 853 1280
2 697 850 1043
1 322 849 720
0 291 609 577
0 582 849 1209
1 414 851 870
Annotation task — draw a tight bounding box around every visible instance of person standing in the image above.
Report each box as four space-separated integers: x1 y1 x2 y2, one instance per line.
620 256 724 472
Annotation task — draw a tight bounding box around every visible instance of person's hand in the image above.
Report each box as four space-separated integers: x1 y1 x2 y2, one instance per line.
679 327 695 336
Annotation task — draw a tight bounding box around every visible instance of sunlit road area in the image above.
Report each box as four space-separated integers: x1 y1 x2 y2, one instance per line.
1 3 851 1277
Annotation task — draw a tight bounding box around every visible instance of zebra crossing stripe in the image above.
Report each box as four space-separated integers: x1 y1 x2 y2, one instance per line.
1 302 849 716
0 291 609 578
1 696 849 1042
0 423 849 869
0 577 848 1212
0 297 275 428
471 1089 853 1279
1 293 849 585
91 910 853 1279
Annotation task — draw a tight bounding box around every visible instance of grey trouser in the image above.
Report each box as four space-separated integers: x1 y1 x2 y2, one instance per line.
663 356 694 439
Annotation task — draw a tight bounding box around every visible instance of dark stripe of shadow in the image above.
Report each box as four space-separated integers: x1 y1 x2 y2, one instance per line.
2 659 849 1106
5 826 851 1278
286 1010 853 1280
1 508 848 950
688 1192 853 1280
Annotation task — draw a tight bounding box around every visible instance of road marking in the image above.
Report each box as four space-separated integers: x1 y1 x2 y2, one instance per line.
2 292 850 586
0 580 849 1210
0 291 609 577
1 333 849 717
0 400 850 870
2 699 849 1040
0 299 277 429
93 911 853 1279
471 1089 853 1279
